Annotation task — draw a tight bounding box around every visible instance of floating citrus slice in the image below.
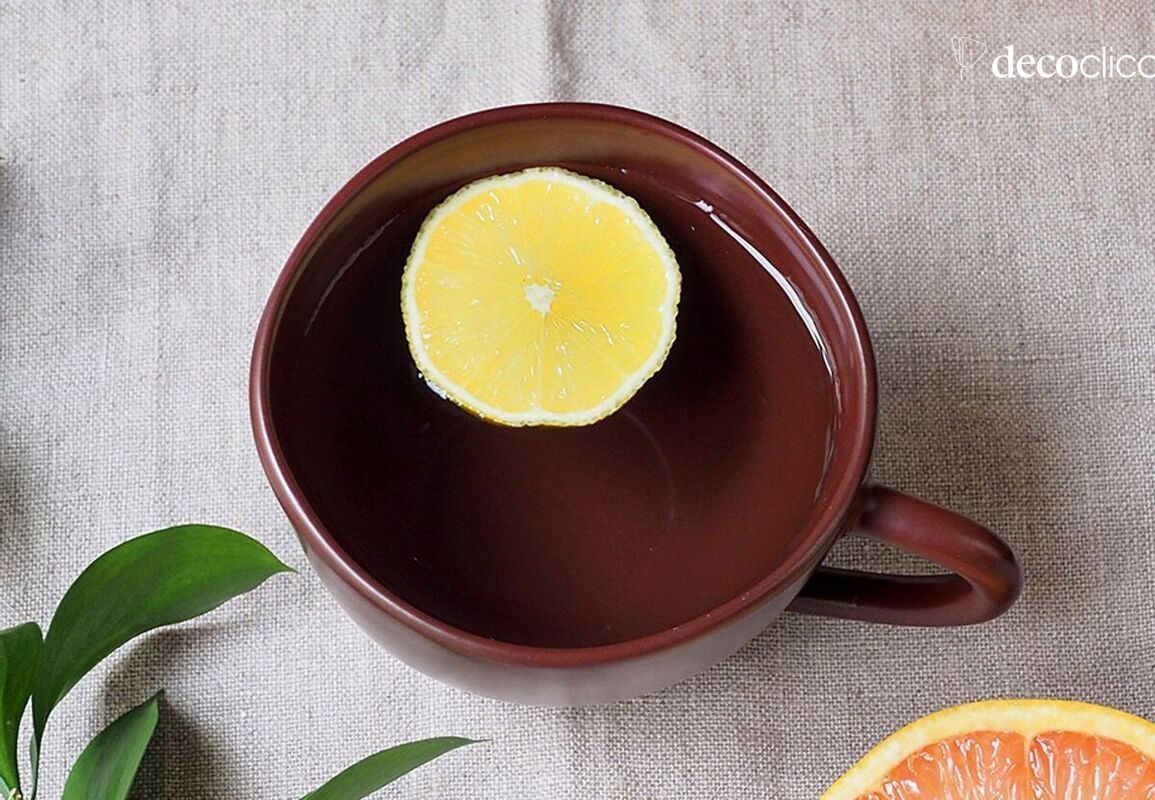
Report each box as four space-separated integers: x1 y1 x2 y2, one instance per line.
823 699 1155 799
401 167 680 426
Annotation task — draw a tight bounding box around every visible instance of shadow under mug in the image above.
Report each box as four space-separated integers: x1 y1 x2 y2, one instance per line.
251 103 1022 705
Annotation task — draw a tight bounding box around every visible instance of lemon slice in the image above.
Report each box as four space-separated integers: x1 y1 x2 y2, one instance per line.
401 167 680 426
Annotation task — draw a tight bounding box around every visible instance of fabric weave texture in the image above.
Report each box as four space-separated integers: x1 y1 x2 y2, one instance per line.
1 3 1152 797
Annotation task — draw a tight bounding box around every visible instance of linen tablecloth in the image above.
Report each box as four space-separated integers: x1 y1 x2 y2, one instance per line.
2 2 1153 797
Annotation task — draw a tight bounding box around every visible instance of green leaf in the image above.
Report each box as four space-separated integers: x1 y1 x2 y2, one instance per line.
301 738 476 800
60 692 160 800
32 525 292 742
0 622 42 793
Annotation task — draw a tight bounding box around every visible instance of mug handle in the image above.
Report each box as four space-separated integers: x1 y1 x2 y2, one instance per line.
787 485 1022 625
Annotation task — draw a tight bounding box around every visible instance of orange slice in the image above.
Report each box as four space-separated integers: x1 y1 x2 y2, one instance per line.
401 167 680 427
823 699 1155 799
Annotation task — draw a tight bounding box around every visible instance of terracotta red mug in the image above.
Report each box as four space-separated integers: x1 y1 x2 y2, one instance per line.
251 103 1021 705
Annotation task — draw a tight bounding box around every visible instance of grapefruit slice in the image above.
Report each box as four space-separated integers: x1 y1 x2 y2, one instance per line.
823 699 1155 799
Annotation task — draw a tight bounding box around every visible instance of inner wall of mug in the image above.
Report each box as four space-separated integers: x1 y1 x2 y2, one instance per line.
266 112 872 648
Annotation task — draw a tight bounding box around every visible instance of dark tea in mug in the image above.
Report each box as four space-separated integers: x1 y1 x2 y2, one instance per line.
277 172 837 648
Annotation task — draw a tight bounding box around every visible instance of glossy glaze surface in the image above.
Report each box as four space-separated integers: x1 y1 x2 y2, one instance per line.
253 105 1017 703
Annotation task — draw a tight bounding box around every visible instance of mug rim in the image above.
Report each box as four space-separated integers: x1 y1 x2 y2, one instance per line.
250 102 878 668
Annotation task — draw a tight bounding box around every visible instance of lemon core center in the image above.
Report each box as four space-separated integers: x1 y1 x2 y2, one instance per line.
524 281 557 315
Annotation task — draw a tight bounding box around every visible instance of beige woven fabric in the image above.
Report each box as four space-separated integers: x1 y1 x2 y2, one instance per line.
2 2 1153 797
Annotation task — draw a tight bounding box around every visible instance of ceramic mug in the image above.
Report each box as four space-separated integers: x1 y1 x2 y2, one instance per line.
251 103 1021 705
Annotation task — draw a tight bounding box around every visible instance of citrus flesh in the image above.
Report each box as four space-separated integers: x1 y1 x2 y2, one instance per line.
402 167 680 426
823 699 1155 800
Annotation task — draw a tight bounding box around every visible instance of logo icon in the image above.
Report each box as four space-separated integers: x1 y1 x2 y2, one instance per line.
951 35 988 77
